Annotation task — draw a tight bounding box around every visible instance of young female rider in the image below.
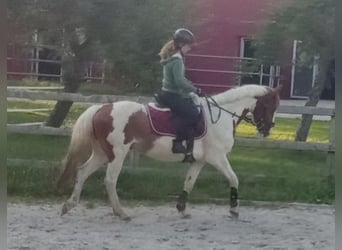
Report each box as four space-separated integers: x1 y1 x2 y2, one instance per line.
157 28 201 162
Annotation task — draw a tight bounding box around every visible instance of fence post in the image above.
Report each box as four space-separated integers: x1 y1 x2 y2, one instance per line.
323 113 335 178
101 59 106 84
259 64 264 85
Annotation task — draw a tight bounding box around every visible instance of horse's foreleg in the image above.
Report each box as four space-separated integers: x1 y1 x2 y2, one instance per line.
209 156 239 218
104 152 130 221
177 162 205 216
61 150 106 216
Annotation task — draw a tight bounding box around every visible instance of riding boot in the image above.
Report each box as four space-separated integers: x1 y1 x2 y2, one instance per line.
172 139 187 154
182 138 195 163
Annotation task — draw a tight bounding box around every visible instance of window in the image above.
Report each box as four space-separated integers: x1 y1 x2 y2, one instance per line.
239 37 280 87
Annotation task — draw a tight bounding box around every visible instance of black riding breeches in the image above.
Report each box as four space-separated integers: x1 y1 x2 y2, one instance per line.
158 91 200 141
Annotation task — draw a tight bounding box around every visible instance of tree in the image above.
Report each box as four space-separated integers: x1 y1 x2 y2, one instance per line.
8 0 101 127
253 0 334 141
8 0 202 127
86 0 201 92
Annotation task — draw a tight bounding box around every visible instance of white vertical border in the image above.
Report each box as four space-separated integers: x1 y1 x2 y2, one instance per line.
259 64 263 85
312 55 319 87
290 40 298 98
238 37 245 86
275 65 281 86
291 40 317 98
269 65 275 87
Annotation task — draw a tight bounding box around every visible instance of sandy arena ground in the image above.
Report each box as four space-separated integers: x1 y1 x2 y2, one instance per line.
8 202 334 250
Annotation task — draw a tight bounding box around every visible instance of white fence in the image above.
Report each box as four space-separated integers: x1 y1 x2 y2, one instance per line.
7 56 107 83
187 53 281 88
7 88 335 176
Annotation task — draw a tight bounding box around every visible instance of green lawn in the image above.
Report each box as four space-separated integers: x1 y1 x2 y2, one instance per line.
7 100 334 204
7 134 334 204
8 100 89 127
236 117 330 143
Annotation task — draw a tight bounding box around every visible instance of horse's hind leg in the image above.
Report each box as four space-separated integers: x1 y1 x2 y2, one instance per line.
176 161 205 217
61 148 107 216
104 150 130 221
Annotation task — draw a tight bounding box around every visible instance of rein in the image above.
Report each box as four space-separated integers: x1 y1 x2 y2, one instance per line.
203 95 256 126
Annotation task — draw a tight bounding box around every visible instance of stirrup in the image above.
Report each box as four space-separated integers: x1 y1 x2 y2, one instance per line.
172 140 187 154
182 153 195 163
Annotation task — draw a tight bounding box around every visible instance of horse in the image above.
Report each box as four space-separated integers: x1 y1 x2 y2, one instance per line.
57 84 281 221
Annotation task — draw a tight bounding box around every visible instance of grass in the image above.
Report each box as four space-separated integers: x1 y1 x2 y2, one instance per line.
236 118 330 143
7 99 334 204
8 79 63 87
8 100 89 127
7 133 334 204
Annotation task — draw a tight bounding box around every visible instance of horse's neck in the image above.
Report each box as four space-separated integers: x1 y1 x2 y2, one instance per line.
209 85 268 118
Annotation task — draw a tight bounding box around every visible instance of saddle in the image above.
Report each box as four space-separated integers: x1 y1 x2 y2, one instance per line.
145 102 207 139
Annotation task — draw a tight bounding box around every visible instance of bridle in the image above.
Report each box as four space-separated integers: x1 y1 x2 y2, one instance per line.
203 95 256 125
204 95 275 131
203 95 275 130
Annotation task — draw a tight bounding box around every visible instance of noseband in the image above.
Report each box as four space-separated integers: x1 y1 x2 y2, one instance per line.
254 118 275 131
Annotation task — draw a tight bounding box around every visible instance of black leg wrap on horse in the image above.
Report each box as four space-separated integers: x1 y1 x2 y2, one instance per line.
176 191 188 212
230 187 238 207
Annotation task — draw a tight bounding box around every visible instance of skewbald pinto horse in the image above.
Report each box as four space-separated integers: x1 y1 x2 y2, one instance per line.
57 84 281 221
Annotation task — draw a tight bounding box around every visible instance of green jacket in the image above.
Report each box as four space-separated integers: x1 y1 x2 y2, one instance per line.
161 52 196 97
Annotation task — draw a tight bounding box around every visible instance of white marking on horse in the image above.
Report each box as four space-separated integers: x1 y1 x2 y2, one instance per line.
59 84 281 220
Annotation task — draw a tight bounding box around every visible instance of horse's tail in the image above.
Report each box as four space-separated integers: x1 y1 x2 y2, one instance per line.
56 104 102 194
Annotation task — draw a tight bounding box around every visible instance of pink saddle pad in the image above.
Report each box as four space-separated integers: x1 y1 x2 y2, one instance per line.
145 103 206 139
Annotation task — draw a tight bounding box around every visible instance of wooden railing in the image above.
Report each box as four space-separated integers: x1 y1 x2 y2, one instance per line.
7 88 335 176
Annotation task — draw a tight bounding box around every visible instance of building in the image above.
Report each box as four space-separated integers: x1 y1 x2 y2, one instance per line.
185 0 334 100
7 44 106 83
7 0 334 100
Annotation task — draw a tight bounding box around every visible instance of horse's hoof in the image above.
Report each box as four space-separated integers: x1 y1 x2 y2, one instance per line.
61 200 76 216
61 204 69 216
180 212 191 219
176 203 186 212
229 210 239 219
121 216 131 222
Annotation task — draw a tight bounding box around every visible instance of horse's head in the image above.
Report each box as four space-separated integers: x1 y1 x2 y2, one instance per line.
252 85 282 137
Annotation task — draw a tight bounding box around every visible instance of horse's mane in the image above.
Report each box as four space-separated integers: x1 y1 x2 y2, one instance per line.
212 85 269 104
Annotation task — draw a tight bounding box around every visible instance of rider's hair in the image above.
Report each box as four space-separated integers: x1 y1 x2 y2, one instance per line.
158 40 178 60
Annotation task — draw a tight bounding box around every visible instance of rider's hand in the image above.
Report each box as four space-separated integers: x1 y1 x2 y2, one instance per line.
196 87 204 97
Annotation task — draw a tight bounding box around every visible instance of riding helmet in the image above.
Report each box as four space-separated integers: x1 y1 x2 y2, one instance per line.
173 28 194 48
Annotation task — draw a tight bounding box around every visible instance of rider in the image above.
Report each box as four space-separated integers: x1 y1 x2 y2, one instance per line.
157 28 201 162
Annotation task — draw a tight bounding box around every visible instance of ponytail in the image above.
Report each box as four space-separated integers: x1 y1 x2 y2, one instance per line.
158 40 178 60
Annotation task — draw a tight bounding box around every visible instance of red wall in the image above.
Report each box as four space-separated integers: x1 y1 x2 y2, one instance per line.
7 46 33 80
185 0 289 97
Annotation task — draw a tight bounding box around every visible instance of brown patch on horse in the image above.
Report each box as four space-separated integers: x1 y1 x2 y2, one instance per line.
254 88 280 114
93 104 115 162
123 110 159 152
253 88 280 136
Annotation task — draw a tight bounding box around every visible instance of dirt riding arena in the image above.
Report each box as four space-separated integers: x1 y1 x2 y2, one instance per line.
8 202 334 250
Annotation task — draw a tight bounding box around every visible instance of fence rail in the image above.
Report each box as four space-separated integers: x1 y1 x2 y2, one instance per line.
7 89 335 175
7 56 106 83
7 123 334 153
7 88 335 117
